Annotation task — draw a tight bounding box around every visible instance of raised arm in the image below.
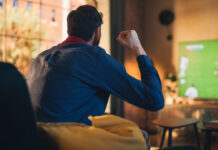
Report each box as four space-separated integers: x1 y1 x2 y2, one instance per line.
96 30 164 111
116 30 146 57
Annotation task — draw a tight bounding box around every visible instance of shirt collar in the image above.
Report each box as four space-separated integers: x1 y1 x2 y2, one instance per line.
58 36 86 46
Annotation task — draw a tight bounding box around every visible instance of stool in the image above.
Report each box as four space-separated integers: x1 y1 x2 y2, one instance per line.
152 118 200 149
201 125 218 150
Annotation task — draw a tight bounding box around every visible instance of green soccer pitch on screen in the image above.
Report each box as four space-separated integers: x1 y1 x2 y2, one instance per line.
178 40 218 99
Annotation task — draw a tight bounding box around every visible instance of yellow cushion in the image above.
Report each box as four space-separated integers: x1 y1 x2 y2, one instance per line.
38 115 147 150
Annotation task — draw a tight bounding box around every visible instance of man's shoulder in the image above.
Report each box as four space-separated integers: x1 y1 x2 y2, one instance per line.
91 46 108 54
37 46 57 58
38 49 52 57
70 45 109 58
35 44 109 64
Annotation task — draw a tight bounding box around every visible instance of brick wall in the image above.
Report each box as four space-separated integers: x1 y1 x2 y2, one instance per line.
124 0 148 130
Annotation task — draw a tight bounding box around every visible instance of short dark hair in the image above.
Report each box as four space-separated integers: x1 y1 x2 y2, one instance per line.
67 5 103 41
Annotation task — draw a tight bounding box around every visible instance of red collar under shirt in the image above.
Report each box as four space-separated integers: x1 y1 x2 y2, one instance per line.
58 36 86 46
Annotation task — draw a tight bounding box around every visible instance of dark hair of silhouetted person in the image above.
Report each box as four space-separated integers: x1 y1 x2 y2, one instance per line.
0 63 41 150
67 5 103 41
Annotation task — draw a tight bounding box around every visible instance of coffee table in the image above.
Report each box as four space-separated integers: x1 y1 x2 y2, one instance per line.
152 118 200 149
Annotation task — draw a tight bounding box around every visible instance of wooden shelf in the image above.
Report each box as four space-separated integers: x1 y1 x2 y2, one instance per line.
166 103 218 109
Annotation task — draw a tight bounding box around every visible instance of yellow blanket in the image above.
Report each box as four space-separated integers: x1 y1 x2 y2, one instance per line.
38 115 147 150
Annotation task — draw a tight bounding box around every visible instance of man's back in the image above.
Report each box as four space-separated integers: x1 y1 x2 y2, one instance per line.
27 42 164 125
27 43 109 125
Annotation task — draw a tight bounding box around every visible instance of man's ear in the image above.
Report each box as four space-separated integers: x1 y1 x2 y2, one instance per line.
94 27 101 41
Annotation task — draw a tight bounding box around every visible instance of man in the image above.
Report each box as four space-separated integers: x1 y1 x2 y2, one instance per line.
179 55 189 78
185 84 198 99
27 5 164 125
214 68 218 75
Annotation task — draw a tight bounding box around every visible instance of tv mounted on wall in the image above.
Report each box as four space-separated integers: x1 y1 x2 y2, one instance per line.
178 40 218 99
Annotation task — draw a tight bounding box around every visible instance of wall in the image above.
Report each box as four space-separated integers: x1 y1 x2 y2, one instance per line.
173 0 218 73
124 0 147 129
96 0 111 113
144 0 175 79
144 0 218 80
97 0 111 54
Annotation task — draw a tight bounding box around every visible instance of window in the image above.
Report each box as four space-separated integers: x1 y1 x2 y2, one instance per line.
0 0 3 7
0 0 93 75
40 6 44 19
51 9 55 22
26 1 31 11
13 0 18 8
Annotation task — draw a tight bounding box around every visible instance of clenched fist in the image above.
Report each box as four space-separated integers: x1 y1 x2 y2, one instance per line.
116 30 146 56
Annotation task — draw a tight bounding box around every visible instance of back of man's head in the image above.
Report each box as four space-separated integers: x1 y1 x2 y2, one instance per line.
67 5 102 41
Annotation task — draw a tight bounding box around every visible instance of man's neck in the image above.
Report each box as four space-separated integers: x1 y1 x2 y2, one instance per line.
58 36 87 46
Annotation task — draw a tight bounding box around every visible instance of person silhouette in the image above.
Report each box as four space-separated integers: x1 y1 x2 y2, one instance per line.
0 62 41 150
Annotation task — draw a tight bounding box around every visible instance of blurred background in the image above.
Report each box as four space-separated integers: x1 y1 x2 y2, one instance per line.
0 0 110 75
1 0 218 149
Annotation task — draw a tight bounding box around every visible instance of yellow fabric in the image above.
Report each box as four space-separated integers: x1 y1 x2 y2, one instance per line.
38 115 147 150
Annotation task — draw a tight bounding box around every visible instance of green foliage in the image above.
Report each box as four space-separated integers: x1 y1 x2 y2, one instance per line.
166 73 177 82
0 6 47 75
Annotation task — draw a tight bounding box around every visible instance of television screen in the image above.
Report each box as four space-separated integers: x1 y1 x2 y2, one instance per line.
178 40 218 99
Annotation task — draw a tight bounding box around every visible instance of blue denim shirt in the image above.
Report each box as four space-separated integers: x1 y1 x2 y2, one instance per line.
27 43 164 125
